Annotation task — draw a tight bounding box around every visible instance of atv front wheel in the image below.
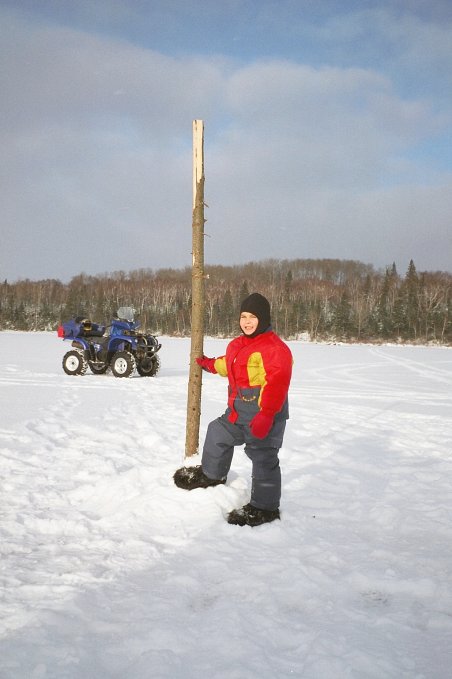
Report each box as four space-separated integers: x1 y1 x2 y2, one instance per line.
136 355 161 377
63 350 87 376
111 351 136 378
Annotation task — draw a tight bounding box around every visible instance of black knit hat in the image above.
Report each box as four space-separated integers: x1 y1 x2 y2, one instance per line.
240 292 271 336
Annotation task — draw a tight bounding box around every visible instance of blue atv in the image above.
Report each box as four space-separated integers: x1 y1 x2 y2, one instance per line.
58 307 161 378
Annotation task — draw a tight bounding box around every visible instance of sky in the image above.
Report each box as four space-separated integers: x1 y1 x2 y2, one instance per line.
1 0 451 283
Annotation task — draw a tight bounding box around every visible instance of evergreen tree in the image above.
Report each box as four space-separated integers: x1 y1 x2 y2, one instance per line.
221 289 235 336
239 280 250 303
403 259 420 339
377 268 393 337
284 270 293 297
332 291 353 338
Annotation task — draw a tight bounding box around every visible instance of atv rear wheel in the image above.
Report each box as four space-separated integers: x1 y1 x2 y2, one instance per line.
136 355 160 377
63 350 87 376
111 351 136 378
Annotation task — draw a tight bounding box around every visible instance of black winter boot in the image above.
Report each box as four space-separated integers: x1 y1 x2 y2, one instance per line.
227 503 280 527
173 465 226 490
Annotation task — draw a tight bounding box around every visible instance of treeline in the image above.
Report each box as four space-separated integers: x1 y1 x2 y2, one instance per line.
1 258 451 344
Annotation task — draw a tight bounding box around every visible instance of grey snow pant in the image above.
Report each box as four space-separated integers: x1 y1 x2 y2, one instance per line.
201 413 287 511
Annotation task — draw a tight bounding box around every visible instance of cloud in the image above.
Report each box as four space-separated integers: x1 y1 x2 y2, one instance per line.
1 13 224 134
306 5 452 99
213 60 443 192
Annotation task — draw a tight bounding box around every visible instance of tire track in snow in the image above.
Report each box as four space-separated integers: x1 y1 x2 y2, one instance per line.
369 346 452 385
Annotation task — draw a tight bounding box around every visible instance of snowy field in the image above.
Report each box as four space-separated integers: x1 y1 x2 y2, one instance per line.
1 331 451 679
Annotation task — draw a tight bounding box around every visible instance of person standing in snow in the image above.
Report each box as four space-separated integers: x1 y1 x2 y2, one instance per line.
174 292 293 527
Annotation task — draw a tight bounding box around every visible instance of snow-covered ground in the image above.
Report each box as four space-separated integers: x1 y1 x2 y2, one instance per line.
1 332 451 679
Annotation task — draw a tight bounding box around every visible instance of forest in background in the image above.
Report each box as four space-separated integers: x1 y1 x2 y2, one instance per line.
1 258 451 344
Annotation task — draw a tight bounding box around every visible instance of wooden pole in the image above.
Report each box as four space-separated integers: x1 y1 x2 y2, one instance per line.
185 120 205 458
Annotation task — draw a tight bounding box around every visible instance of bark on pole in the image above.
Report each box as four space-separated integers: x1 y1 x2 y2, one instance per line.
185 120 205 458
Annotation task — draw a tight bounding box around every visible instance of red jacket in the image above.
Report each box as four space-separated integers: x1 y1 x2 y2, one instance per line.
213 330 293 425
